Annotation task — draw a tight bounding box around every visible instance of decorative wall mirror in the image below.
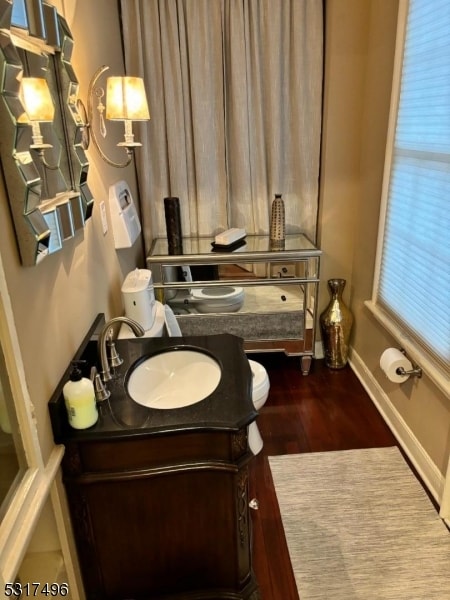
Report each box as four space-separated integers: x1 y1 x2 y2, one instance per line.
0 0 94 266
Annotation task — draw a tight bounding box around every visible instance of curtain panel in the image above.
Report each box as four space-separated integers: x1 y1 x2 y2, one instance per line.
120 0 323 252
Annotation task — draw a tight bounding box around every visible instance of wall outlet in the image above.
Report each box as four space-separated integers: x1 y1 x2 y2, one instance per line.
99 201 108 235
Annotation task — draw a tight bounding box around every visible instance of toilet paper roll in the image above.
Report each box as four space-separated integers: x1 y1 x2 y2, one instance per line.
380 348 413 383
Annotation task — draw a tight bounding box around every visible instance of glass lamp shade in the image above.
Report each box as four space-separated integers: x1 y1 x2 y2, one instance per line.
20 78 55 122
105 76 150 121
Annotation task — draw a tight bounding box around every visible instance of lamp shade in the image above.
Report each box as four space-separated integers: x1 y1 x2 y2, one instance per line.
106 76 150 121
20 77 55 122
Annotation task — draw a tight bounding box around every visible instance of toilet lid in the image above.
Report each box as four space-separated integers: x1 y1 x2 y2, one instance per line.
192 286 244 302
249 360 270 396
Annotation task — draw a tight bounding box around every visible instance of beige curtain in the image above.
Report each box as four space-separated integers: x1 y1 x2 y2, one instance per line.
120 0 323 251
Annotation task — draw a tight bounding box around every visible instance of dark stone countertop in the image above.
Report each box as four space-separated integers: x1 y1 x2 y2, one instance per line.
49 317 256 444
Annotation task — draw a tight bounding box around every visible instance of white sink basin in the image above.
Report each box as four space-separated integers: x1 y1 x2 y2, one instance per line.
127 349 221 409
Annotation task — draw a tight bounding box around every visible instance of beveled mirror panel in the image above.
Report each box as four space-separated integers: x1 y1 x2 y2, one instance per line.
0 0 93 266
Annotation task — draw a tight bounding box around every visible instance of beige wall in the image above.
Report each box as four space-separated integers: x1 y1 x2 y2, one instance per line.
0 0 147 577
0 0 145 465
318 0 370 289
0 0 143 576
320 0 450 484
1 0 449 588
350 0 450 477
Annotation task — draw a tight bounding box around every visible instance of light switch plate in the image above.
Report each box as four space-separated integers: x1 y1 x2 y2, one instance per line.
99 201 108 235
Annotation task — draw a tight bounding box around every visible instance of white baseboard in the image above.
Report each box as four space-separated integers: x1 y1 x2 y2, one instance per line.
314 340 324 359
349 349 445 508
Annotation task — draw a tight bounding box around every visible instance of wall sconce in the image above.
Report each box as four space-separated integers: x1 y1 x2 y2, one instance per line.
87 65 150 168
19 77 56 164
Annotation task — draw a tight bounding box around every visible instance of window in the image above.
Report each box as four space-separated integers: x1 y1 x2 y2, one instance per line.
369 0 450 393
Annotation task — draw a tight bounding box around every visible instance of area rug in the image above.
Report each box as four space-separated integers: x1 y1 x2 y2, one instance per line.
269 447 450 600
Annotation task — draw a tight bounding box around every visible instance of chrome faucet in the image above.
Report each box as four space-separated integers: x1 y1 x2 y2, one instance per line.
98 316 145 382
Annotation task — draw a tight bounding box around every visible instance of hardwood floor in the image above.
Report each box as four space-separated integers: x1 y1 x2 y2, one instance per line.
247 354 398 600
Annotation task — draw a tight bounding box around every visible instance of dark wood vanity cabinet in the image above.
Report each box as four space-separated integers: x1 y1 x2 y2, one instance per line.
62 428 260 600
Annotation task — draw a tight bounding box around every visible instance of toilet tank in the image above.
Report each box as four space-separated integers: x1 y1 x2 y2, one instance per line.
121 269 156 331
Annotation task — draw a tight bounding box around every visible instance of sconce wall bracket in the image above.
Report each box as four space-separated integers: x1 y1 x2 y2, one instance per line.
87 65 149 169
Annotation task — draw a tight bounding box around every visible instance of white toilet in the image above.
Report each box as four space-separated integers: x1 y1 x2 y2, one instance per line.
248 359 270 455
120 269 268 454
120 305 270 455
118 301 166 339
168 266 245 314
189 285 245 313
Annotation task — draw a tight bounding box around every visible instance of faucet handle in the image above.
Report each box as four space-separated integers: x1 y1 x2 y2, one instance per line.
98 316 145 383
90 366 111 401
107 329 124 368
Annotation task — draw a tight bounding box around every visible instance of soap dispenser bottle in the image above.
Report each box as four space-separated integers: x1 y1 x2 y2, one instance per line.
63 361 98 429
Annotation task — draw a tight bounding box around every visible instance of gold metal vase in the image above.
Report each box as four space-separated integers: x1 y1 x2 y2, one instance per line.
320 278 353 369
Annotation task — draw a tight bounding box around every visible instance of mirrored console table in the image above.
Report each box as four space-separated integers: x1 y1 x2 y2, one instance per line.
147 234 322 374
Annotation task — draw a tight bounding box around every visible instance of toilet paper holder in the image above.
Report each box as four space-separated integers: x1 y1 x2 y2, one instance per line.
397 349 423 379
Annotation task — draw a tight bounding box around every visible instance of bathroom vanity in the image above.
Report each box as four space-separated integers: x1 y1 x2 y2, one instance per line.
147 233 321 374
49 321 260 600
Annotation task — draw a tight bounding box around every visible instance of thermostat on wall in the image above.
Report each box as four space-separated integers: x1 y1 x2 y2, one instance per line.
108 180 142 248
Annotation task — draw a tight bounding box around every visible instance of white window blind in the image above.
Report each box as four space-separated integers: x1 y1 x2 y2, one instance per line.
377 0 450 372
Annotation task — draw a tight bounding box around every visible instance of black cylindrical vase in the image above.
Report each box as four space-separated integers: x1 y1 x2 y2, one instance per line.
164 197 183 255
